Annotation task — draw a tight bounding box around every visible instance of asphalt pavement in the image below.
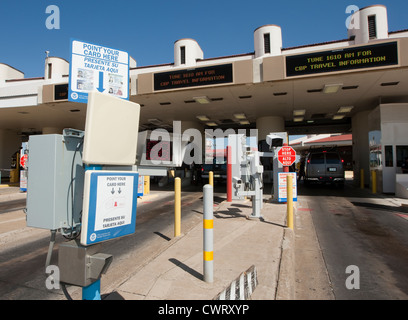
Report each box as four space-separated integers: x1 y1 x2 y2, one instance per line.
0 183 295 301
5 175 406 301
103 189 294 300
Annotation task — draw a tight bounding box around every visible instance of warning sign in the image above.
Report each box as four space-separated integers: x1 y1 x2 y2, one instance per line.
278 172 297 203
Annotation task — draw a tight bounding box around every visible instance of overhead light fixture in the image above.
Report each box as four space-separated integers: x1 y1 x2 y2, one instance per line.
193 96 211 104
293 117 304 122
234 113 247 120
196 115 210 121
307 88 323 93
342 85 359 90
206 122 218 127
333 114 345 120
381 82 400 87
240 120 250 125
293 110 306 116
338 106 354 113
323 84 342 94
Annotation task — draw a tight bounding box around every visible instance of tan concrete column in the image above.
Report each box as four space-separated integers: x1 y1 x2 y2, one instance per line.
352 111 370 187
0 129 20 170
256 116 285 141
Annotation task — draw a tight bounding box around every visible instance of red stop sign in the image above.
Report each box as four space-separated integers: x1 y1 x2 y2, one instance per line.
277 146 296 166
20 154 28 168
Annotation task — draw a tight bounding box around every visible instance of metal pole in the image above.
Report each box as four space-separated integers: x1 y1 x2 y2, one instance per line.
227 146 232 202
82 279 101 300
144 175 150 194
174 177 181 237
209 171 214 187
203 184 214 283
372 170 377 194
287 175 294 230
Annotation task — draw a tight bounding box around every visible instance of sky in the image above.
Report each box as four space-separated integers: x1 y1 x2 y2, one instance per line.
0 0 407 78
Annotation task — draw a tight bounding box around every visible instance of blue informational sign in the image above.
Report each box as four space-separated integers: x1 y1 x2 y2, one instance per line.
81 171 138 246
69 39 129 104
137 175 144 197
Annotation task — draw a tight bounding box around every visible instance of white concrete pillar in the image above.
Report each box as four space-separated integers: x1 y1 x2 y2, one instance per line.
254 25 282 58
256 116 285 142
174 39 204 68
348 5 389 44
352 111 370 187
44 57 69 80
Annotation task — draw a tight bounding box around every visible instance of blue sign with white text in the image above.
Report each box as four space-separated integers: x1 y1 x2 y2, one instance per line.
81 171 138 246
69 39 129 104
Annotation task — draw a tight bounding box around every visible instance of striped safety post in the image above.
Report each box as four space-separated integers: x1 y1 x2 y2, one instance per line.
203 184 214 283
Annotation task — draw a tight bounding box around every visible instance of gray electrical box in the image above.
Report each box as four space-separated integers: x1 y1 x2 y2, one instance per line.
26 129 85 233
58 240 112 287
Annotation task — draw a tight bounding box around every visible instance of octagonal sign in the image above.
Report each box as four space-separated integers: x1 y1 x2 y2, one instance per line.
277 146 296 166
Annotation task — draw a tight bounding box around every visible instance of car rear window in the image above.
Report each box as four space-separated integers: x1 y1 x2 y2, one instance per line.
310 153 325 164
325 153 341 164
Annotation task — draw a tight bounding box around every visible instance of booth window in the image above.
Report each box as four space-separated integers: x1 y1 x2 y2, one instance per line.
397 146 408 167
180 46 186 65
384 146 393 167
264 33 271 54
48 63 52 79
368 15 377 39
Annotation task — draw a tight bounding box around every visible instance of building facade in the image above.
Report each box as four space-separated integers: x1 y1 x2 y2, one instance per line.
1 5 407 193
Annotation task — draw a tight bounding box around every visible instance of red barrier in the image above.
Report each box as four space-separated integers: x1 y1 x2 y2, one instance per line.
227 146 232 202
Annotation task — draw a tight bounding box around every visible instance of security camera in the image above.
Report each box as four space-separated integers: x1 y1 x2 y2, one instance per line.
232 177 242 188
266 134 284 149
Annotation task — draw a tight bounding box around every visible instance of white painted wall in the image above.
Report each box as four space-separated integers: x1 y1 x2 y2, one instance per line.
380 103 408 193
0 63 24 83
